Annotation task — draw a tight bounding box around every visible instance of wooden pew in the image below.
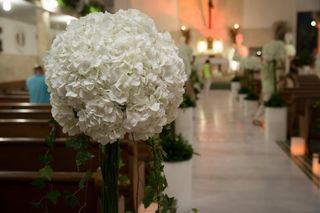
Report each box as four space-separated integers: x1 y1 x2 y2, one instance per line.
0 136 142 212
0 95 29 103
0 171 100 213
0 80 27 94
0 109 52 119
0 103 51 110
280 89 320 137
0 119 66 138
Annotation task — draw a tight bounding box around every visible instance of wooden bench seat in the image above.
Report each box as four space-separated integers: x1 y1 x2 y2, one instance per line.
0 95 29 103
0 102 51 109
0 119 66 138
0 171 99 213
0 109 52 119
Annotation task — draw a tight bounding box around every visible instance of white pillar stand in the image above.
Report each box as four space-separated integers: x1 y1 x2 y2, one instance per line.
265 107 287 142
175 108 194 145
238 94 246 107
244 100 258 118
164 160 192 211
230 82 241 99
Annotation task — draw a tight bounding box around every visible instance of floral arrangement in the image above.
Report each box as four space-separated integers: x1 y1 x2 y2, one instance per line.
241 56 262 71
262 40 286 62
262 40 286 107
44 10 187 145
285 44 296 57
44 10 187 212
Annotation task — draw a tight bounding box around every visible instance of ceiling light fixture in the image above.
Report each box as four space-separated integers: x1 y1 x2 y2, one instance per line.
3 0 12 12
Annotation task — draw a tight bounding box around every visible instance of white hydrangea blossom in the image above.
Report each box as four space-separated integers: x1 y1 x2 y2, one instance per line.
44 10 187 144
285 44 296 57
262 40 287 61
241 56 262 71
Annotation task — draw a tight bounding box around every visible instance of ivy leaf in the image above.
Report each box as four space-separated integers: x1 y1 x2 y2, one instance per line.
79 170 93 189
39 165 53 181
63 191 80 208
46 190 61 204
66 137 82 150
76 151 94 168
39 153 54 165
192 208 199 213
31 177 46 189
143 186 155 208
32 201 44 209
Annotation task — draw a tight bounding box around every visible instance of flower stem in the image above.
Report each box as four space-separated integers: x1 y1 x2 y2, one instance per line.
272 60 277 94
101 141 119 213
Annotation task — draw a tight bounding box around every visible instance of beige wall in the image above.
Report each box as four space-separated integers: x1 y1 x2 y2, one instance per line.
0 54 37 83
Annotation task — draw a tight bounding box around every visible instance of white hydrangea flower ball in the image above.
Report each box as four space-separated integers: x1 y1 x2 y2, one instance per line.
241 56 262 71
262 40 287 62
44 10 187 144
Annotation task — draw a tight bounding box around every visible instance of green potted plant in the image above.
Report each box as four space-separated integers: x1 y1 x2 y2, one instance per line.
262 40 287 142
176 93 196 145
160 126 194 210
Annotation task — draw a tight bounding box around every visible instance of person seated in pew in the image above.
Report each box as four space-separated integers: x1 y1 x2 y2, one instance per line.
26 64 50 104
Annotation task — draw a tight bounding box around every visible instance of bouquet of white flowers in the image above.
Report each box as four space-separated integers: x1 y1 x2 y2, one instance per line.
44 10 187 212
262 40 286 62
241 56 262 71
44 10 187 145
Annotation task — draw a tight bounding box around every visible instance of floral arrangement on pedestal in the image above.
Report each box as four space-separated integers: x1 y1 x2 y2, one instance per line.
239 56 262 99
43 10 187 212
262 40 287 107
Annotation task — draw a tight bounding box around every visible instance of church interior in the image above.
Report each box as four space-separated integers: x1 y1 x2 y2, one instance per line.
0 0 320 212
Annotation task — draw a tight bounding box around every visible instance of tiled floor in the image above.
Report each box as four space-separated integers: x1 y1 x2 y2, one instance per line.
189 90 320 213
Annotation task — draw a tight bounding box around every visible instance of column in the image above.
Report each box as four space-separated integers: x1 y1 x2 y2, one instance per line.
36 9 50 64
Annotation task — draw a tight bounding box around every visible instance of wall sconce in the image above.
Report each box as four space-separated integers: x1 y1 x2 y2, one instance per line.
290 137 306 156
230 60 240 71
197 40 208 53
2 0 12 12
180 25 190 44
41 0 59 12
212 40 224 54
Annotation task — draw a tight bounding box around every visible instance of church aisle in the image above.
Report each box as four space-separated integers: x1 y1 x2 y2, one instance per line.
191 90 320 213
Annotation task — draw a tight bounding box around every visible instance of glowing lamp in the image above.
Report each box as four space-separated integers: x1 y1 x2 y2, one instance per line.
41 0 58 12
212 40 223 54
312 154 320 177
197 40 208 53
290 137 306 156
311 20 317 27
181 25 187 31
3 0 11 11
230 60 240 71
234 23 240 29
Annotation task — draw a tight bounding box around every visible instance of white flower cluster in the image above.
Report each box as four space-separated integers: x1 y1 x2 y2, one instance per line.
285 44 296 57
241 56 262 71
44 10 187 144
262 40 287 61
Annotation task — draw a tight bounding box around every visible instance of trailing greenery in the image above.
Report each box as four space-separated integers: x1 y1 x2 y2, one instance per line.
264 93 286 107
32 120 94 210
161 133 193 162
245 90 259 101
190 70 202 97
57 0 104 16
143 137 177 212
231 76 240 82
180 93 196 109
159 123 194 162
238 87 250 95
